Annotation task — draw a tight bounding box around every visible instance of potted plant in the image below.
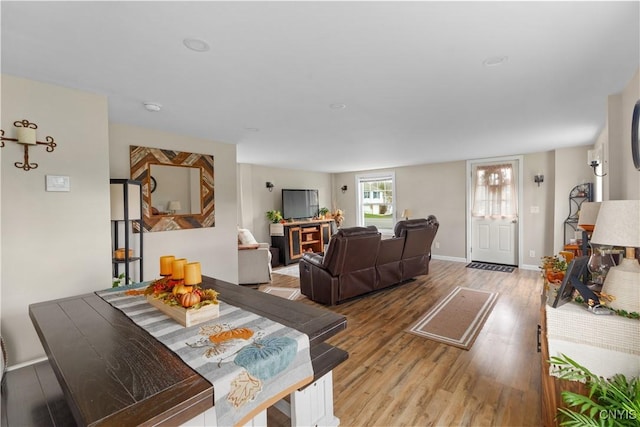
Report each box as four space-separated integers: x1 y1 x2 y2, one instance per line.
319 207 330 219
266 210 283 224
551 353 640 426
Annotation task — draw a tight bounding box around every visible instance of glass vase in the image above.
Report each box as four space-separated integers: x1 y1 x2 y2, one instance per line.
587 246 616 291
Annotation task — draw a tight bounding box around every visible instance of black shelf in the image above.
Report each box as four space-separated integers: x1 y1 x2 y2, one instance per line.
110 179 144 284
564 183 593 248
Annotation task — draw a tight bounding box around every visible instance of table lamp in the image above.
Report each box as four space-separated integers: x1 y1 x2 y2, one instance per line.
168 201 182 215
401 209 412 221
590 200 640 314
577 202 600 233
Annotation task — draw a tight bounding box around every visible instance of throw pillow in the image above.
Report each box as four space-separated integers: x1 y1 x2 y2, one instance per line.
238 228 259 246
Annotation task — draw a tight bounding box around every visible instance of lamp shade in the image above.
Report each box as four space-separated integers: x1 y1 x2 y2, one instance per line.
591 200 640 314
110 182 142 220
577 202 601 231
401 209 412 219
168 201 182 212
590 200 640 247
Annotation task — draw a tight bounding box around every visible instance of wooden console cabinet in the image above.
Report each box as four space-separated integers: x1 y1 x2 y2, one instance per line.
539 292 586 426
271 219 334 265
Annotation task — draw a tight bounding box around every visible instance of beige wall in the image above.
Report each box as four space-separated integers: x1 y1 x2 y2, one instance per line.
109 124 238 284
522 151 556 266
553 146 594 253
238 164 333 243
1 75 112 364
598 68 640 201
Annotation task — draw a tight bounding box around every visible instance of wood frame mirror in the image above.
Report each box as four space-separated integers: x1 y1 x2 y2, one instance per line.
130 145 214 232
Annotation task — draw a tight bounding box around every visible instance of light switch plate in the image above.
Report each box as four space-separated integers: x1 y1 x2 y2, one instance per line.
46 175 70 192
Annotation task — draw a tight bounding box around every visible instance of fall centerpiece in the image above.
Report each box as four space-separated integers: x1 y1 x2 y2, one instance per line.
144 256 220 327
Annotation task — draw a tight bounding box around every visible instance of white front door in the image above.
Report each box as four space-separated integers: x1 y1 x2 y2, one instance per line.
470 160 519 266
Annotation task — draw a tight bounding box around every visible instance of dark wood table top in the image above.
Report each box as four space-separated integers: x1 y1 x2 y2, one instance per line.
29 276 347 427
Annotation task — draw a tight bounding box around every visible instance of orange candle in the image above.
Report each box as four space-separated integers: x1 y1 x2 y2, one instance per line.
184 262 202 286
171 258 187 280
160 255 175 276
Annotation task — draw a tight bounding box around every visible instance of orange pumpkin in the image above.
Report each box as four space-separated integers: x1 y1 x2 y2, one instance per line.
173 284 193 296
180 291 201 308
209 328 254 344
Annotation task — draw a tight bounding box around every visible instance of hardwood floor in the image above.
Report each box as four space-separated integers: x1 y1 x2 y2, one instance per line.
268 259 543 426
2 260 543 426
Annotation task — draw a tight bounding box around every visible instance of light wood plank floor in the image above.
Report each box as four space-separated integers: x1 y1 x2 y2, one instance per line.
266 259 543 427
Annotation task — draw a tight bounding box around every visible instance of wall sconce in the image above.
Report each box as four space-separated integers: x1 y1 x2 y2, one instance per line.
266 182 274 192
341 185 348 193
0 119 57 171
534 174 544 187
588 148 607 177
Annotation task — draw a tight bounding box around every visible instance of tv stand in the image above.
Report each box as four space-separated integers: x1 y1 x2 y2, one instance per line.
271 219 334 265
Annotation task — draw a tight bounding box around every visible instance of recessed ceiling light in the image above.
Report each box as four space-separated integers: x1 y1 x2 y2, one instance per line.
330 103 347 110
244 127 260 132
482 56 509 67
183 38 210 52
143 102 162 112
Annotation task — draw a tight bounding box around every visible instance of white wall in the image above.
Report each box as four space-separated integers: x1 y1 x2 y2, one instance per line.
109 123 238 284
1 75 112 364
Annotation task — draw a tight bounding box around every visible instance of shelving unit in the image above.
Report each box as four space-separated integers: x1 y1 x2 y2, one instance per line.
110 179 144 284
563 183 593 247
271 219 334 265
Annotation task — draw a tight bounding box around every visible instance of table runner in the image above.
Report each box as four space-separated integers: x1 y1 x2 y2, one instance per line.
97 284 313 426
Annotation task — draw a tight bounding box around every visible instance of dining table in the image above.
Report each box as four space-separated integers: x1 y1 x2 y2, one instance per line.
29 276 348 426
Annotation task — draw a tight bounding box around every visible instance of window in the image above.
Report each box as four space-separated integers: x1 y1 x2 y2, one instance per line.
356 173 395 232
472 163 517 218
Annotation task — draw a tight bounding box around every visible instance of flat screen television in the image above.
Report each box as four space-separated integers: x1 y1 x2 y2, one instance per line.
282 189 319 220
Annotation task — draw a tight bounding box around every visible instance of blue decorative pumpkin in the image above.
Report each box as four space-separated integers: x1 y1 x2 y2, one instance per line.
234 337 297 380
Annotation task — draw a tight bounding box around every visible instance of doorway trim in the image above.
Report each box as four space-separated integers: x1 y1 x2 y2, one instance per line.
466 155 524 266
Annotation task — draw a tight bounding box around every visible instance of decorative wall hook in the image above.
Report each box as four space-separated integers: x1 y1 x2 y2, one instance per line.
0 120 57 171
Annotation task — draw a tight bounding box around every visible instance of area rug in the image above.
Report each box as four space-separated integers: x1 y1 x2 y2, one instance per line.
406 286 499 350
260 286 301 300
273 265 300 278
466 262 515 273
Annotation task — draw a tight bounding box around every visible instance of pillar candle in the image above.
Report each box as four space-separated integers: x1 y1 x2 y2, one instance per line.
171 258 188 280
184 262 202 286
17 127 36 145
160 255 175 276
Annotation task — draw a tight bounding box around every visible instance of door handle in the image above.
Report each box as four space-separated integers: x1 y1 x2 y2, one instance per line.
511 219 518 224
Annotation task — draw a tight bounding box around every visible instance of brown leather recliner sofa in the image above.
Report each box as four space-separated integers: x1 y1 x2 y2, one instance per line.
299 216 439 305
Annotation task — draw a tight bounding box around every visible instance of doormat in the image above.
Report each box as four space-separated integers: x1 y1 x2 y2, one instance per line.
466 262 515 273
406 286 499 350
260 286 301 300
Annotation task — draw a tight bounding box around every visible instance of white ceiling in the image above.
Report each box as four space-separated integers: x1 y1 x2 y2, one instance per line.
2 1 639 173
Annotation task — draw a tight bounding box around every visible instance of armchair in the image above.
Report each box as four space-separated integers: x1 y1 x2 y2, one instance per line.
393 216 439 281
300 226 381 305
238 228 272 285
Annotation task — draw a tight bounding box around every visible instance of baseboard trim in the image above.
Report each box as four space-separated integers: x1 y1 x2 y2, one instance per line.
431 255 467 263
518 264 540 271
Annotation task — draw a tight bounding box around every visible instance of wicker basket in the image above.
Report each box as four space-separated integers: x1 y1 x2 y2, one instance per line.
114 248 134 259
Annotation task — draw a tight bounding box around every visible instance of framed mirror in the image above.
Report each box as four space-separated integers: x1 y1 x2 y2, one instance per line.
130 145 214 232
632 100 640 171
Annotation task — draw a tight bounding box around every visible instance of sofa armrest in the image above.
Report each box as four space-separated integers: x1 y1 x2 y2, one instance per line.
302 252 324 268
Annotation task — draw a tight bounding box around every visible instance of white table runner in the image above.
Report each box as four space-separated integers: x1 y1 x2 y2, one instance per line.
97 284 313 426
